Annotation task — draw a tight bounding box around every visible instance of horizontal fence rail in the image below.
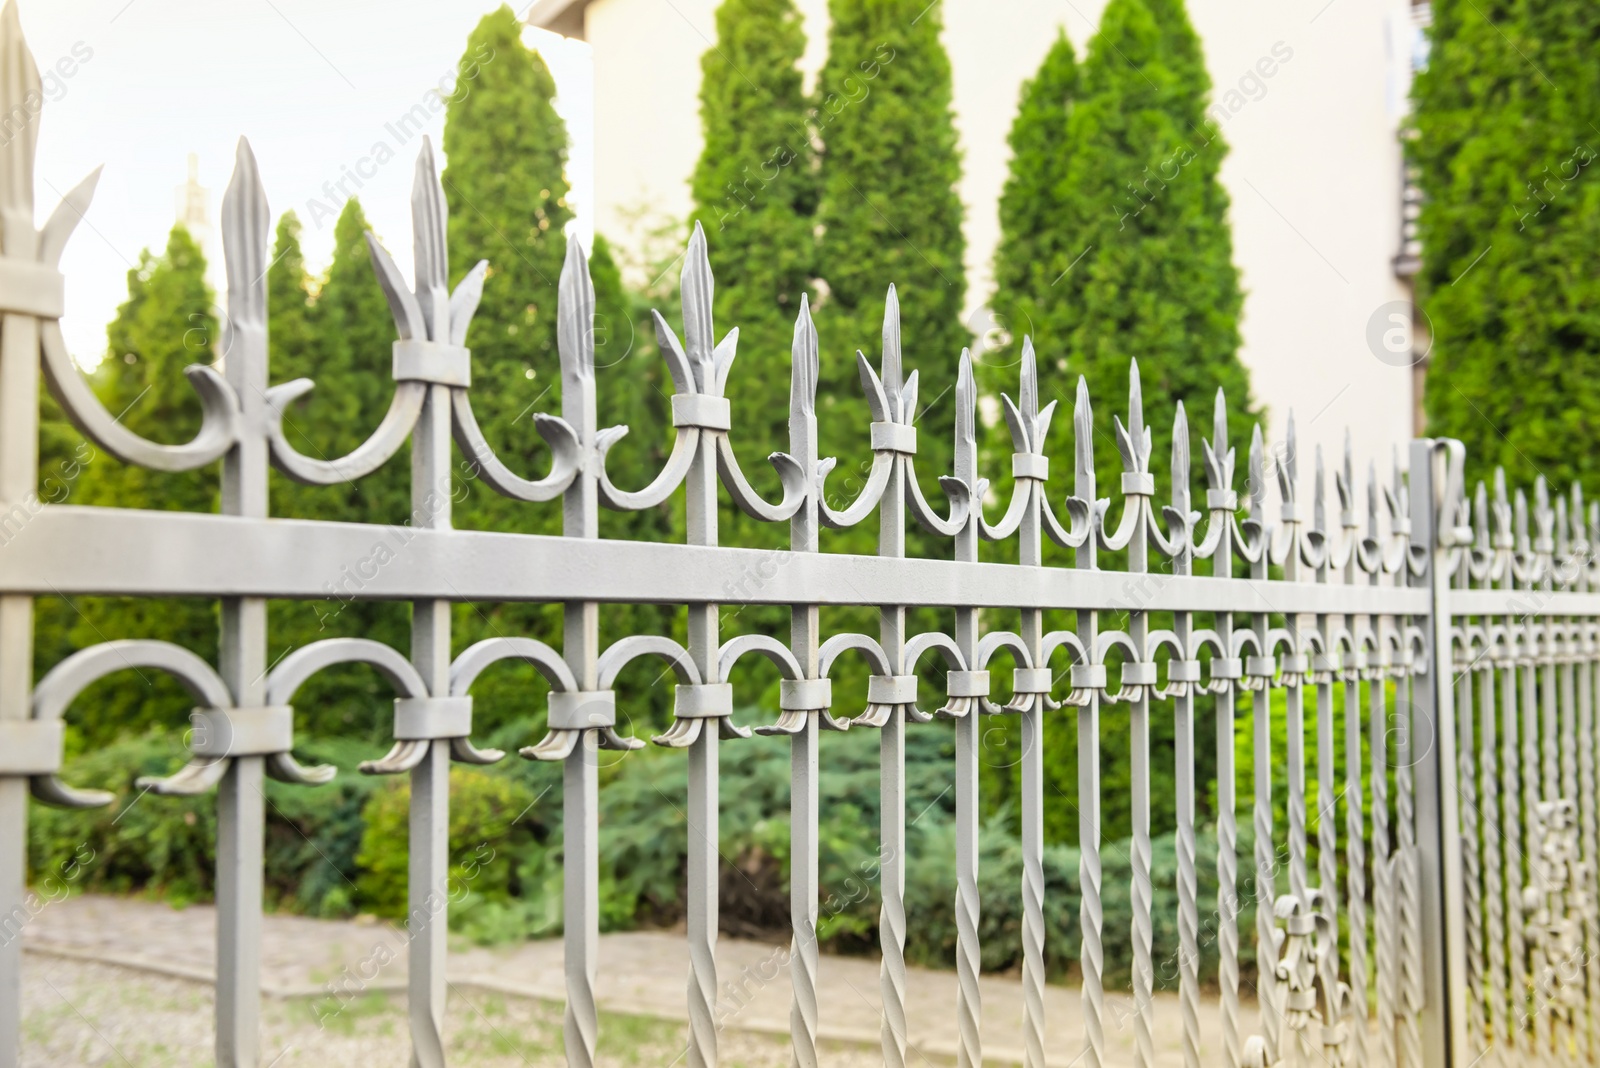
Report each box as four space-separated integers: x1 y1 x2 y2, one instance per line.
0 9 1587 1068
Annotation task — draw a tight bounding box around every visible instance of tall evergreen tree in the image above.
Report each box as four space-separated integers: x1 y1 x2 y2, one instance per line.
1412 0 1600 488
982 31 1076 421
1033 0 1253 508
689 0 817 508
440 8 676 735
814 0 967 505
61 226 219 745
443 4 572 536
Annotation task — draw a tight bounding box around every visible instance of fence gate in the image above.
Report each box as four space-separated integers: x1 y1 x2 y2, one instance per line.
0 8 1590 1068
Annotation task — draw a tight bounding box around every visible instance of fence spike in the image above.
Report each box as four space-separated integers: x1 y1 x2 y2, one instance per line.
792 292 818 420
1314 445 1326 534
956 348 976 473
558 237 595 391
1368 460 1380 527
1074 376 1093 481
881 285 903 416
1020 336 1039 428
0 0 37 217
221 138 269 329
681 222 715 389
1249 424 1266 518
1515 488 1530 550
1172 401 1190 510
1474 481 1490 548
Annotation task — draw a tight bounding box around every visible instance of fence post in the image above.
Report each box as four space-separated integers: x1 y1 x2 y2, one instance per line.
1408 438 1470 1068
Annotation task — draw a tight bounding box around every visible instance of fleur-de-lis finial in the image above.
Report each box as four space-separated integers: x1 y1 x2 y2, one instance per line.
999 337 1056 456
1275 411 1299 508
1336 429 1355 526
881 284 903 416
1515 487 1530 551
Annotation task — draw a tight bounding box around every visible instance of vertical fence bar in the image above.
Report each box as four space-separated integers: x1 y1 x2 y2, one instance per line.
1408 438 1469 1068
1479 646 1509 1066
1171 405 1200 1068
944 354 982 1068
1398 453 1425 1068
559 240 602 1068
1557 494 1581 1065
408 378 453 1068
1456 637 1485 1064
876 299 912 1068
1343 441 1370 1068
1581 500 1600 1063
1125 369 1156 1068
215 145 272 1068
0 72 38 1064
1016 354 1046 1068
1211 396 1242 1068
1313 450 1343 1058
788 301 822 1068
1072 380 1105 1068
1250 427 1279 1057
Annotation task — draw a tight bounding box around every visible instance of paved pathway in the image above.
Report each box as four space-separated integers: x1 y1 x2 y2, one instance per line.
24 893 1253 1065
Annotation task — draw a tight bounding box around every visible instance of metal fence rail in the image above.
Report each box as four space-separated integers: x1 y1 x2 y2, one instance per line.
0 10 1586 1068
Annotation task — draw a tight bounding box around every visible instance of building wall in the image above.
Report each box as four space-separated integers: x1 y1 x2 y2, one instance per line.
568 0 1417 484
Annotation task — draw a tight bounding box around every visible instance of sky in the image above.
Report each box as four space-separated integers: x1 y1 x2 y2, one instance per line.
16 0 594 371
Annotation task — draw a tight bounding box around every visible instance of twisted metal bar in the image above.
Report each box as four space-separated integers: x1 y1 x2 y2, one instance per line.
1372 650 1397 1068
1583 653 1600 1062
1457 656 1487 1065
1207 394 1243 1068
1479 661 1510 1065
1395 670 1423 1068
1503 653 1528 1054
1169 403 1201 1068
1116 364 1157 1068
1249 427 1281 1060
1071 378 1106 1068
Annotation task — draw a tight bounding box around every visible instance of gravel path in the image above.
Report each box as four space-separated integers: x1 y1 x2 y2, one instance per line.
20 894 1258 1066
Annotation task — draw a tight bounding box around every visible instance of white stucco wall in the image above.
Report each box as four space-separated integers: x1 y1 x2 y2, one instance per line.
559 0 1417 487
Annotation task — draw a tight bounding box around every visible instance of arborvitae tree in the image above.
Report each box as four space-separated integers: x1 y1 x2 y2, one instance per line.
60 226 219 746
814 0 967 509
441 9 683 736
689 0 816 511
980 0 1249 844
1413 0 1600 487
982 31 1076 424
1040 0 1253 508
443 4 572 538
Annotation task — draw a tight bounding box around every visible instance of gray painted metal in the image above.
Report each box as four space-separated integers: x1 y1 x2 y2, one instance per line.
0 11 1593 1068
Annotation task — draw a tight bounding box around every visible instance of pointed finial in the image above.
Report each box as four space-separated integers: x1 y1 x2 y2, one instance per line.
1020 336 1039 426
680 222 715 384
956 349 976 476
1074 376 1093 482
1128 358 1145 441
411 138 448 300
1314 444 1326 533
0 0 39 216
1284 410 1298 485
791 293 818 419
1515 488 1530 547
1474 481 1489 547
557 237 595 383
1172 401 1190 509
1249 424 1266 517
881 285 902 412
221 137 269 328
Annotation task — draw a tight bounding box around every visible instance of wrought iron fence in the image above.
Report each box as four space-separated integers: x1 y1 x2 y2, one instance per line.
0 9 1588 1068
